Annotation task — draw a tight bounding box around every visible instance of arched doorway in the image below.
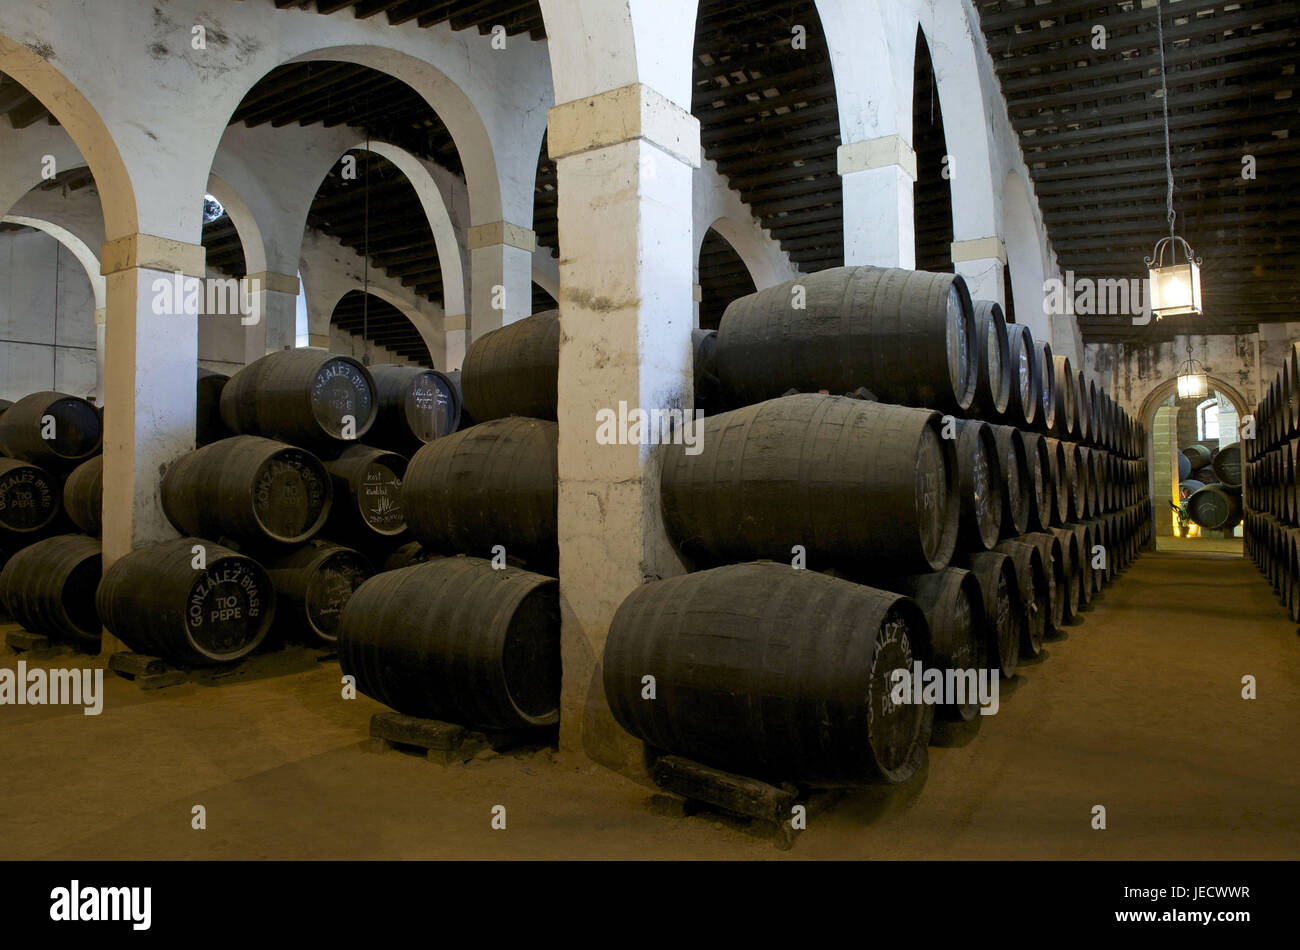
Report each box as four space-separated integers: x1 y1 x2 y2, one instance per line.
1140 374 1250 555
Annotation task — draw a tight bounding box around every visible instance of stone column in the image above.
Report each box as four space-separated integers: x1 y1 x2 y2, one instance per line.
467 221 535 339
99 234 203 652
241 270 300 363
548 83 698 771
952 237 1007 307
443 314 468 370
839 135 917 269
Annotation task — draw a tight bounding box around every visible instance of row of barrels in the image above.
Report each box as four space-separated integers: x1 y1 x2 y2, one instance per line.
602 504 1150 787
1243 342 1300 610
599 267 1152 788
691 266 1147 458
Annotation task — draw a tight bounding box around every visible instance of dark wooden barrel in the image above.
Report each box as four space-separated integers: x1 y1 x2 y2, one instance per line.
264 541 372 643
1051 356 1077 437
1041 436 1069 525
1061 440 1086 521
954 420 1003 552
460 310 560 422
1005 324 1040 428
0 534 101 647
1187 485 1243 531
0 391 101 469
1035 340 1057 433
322 445 407 540
994 539 1047 658
692 328 725 416
403 417 557 572
96 537 275 664
662 394 958 573
966 550 1021 679
1019 530 1065 635
885 567 987 721
381 541 440 571
338 556 560 730
1183 444 1213 472
0 457 61 538
1074 370 1092 444
161 436 332 548
1021 432 1053 531
971 301 1012 418
1069 522 1094 608
715 266 978 412
62 455 103 535
604 562 931 786
1192 465 1219 486
1048 525 1081 623
219 350 377 448
365 365 462 452
196 367 232 447
1211 444 1242 487
990 424 1030 538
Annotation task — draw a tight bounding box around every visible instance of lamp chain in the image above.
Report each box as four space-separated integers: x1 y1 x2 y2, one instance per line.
1156 0 1175 242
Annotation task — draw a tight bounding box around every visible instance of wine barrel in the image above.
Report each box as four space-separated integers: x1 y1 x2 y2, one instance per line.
1005 324 1040 428
263 541 372 643
338 557 560 730
1179 478 1206 500
661 394 958 573
0 457 61 538
460 310 559 422
1035 340 1057 433
1074 370 1092 444
716 266 978 413
1048 525 1081 623
994 539 1048 658
1021 432 1053 531
1192 465 1220 486
952 420 1002 552
0 534 101 647
1183 444 1213 472
95 537 275 664
1051 356 1077 437
1061 440 1086 521
692 328 725 416
1019 531 1065 635
1187 485 1243 531
403 417 557 571
322 445 407 541
884 567 988 721
971 300 1012 418
1041 437 1069 525
1070 522 1095 608
196 368 232 447
219 350 377 449
62 455 103 535
1211 444 1242 488
990 424 1030 538
161 436 333 548
966 550 1021 679
604 562 932 786
365 365 462 453
0 391 101 469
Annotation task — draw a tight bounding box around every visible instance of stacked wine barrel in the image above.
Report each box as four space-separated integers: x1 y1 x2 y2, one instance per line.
1242 342 1300 620
1180 442 1243 533
0 391 105 647
96 351 465 664
336 311 564 733
605 265 1151 790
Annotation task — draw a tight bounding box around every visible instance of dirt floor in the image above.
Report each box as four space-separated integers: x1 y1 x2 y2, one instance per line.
1 550 1297 860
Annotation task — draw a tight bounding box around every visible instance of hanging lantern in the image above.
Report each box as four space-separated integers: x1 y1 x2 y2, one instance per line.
1175 341 1207 400
1147 235 1203 320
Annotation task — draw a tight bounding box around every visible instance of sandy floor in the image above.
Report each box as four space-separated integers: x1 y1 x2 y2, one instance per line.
1 550 1296 860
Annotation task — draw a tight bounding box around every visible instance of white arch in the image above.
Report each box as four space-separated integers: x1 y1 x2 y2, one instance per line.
2 215 106 312
1002 171 1049 337
327 288 441 367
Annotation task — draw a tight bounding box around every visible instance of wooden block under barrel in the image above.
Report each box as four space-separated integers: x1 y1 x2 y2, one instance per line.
108 652 171 677
651 754 799 826
370 711 470 752
5 630 55 655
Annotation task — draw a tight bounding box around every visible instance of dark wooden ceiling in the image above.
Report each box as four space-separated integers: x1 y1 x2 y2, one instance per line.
977 0 1300 343
699 227 757 330
261 0 546 38
914 31 956 275
331 289 433 364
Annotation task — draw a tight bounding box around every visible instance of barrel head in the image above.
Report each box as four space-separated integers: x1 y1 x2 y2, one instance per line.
310 358 376 440
185 555 274 661
253 449 332 542
0 459 60 534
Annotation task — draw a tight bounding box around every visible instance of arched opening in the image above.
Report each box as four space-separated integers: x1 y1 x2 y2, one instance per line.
691 0 841 273
532 280 557 314
1141 374 1249 556
913 28 953 274
330 290 432 367
697 226 757 330
533 130 558 260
